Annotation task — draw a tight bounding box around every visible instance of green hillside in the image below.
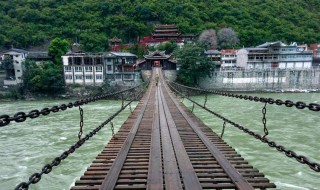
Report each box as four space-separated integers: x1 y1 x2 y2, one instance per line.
1 0 319 51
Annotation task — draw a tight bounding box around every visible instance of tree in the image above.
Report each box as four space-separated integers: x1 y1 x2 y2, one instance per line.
129 43 145 58
22 60 65 94
48 37 69 65
1 57 15 79
157 41 178 54
198 29 217 50
217 28 240 49
174 43 214 86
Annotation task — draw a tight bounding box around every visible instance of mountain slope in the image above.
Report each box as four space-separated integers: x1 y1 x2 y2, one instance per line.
0 0 319 51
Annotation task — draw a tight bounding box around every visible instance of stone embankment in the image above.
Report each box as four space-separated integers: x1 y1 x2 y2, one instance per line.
199 68 320 92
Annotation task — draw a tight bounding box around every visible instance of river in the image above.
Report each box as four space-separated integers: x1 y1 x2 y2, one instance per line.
0 93 319 190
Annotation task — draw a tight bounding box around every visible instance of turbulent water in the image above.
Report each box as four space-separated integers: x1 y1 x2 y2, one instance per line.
183 92 320 190
0 99 137 190
0 93 319 190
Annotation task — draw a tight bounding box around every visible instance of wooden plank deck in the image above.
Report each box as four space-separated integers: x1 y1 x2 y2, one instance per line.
71 68 276 190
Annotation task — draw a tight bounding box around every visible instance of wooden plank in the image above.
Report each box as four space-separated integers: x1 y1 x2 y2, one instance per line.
99 81 154 190
147 86 163 190
158 84 202 190
157 86 183 190
161 74 255 190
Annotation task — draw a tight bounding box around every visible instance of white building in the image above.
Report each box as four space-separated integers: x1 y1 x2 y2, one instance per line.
220 49 237 68
236 41 313 69
1 48 28 85
62 52 139 86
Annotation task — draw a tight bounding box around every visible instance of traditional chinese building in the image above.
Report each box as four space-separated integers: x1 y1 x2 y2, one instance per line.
152 24 181 40
139 24 195 47
138 51 176 70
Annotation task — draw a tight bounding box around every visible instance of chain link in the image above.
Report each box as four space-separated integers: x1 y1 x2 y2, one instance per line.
110 121 115 138
0 83 146 127
129 103 133 114
14 86 147 190
221 121 226 138
191 103 195 113
171 81 320 112
204 93 208 107
168 82 320 173
262 102 268 139
78 106 84 140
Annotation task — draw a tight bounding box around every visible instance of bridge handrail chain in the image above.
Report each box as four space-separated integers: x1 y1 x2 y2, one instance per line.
13 87 147 190
0 83 146 127
170 82 320 112
168 82 320 173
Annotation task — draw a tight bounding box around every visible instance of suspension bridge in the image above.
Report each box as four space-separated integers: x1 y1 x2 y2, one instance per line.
1 68 319 190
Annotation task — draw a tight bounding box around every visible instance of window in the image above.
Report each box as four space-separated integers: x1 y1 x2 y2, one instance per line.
75 75 83 80
106 74 114 79
96 75 103 80
123 74 132 80
17 70 20 72
65 66 72 72
65 75 72 80
107 65 112 71
85 75 92 80
75 66 82 72
85 66 92 72
96 66 102 72
107 58 112 62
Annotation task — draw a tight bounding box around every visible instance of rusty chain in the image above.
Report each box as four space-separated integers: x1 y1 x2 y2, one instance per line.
129 103 133 114
221 121 226 138
168 82 320 173
191 103 195 113
78 106 84 140
110 121 115 137
261 103 268 139
13 84 148 190
0 83 145 127
204 93 208 107
171 82 320 112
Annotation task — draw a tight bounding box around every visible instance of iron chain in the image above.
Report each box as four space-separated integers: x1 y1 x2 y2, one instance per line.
221 121 226 138
204 93 208 107
14 89 145 190
168 82 320 173
0 83 146 127
110 121 115 137
262 102 268 139
171 82 320 112
78 106 84 140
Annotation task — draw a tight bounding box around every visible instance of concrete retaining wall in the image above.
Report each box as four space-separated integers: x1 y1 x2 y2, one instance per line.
199 69 320 91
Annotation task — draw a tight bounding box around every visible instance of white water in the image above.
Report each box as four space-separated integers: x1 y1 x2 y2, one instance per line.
0 93 319 190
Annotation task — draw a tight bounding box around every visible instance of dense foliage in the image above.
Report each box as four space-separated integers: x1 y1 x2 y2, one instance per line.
175 43 214 86
48 37 69 65
0 0 319 51
22 60 65 94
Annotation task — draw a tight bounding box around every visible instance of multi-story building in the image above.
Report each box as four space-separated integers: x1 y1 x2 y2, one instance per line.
220 49 237 68
62 52 139 85
1 48 28 85
139 24 195 48
0 48 53 86
236 41 313 69
204 50 221 68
